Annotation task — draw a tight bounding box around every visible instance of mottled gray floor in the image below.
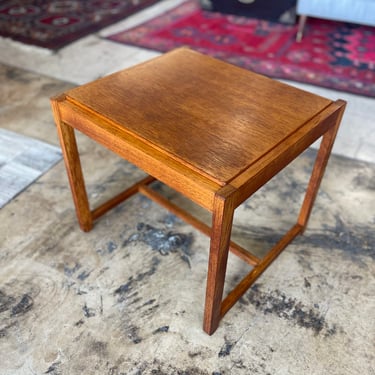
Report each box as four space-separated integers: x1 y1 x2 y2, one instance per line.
0 63 374 375
0 128 61 208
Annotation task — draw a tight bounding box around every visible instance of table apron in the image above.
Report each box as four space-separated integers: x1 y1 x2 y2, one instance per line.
230 102 344 207
57 100 221 211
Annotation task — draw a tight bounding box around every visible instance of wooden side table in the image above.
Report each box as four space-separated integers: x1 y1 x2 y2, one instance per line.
51 48 345 335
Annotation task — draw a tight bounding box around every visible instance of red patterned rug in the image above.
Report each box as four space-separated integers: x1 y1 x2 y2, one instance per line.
0 0 160 49
107 0 375 97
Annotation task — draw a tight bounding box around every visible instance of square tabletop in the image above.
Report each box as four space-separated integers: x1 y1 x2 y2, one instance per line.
64 48 332 186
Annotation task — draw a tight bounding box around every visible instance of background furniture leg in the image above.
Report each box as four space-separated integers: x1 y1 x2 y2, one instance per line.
296 14 307 42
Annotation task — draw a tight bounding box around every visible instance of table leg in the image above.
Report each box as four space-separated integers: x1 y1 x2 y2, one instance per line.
298 101 346 230
53 117 93 232
203 186 236 335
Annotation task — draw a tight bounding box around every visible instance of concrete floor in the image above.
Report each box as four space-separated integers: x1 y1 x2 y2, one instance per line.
0 1 374 374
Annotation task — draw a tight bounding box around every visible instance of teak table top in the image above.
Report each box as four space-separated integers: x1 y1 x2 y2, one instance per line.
64 48 332 187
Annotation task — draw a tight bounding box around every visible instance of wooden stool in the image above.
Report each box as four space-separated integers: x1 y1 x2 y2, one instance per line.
51 48 345 335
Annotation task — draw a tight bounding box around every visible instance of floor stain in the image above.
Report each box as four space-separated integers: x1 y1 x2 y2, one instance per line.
11 294 33 316
245 284 337 336
114 256 160 304
351 168 375 191
302 216 375 262
0 321 17 338
218 337 235 358
96 241 119 256
153 325 169 334
89 340 109 356
77 270 91 281
45 361 61 375
5 66 33 84
126 324 142 344
64 263 81 277
0 290 15 313
82 303 95 318
123 222 193 266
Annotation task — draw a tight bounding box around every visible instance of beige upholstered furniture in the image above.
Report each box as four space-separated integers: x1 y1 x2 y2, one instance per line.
296 0 375 41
